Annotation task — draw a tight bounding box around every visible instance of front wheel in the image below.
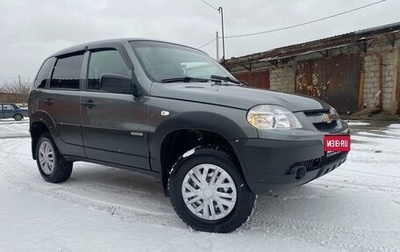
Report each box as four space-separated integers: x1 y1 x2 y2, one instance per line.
168 146 256 233
36 132 73 183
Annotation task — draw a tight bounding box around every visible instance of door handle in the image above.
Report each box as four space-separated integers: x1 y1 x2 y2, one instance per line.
43 98 53 106
81 100 96 109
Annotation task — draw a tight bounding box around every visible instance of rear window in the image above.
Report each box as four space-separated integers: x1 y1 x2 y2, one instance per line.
50 54 84 89
34 58 54 88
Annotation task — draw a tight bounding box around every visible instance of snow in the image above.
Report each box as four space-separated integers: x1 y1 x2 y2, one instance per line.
346 121 370 126
0 119 399 252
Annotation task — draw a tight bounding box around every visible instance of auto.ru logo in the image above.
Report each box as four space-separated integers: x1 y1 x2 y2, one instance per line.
324 135 351 152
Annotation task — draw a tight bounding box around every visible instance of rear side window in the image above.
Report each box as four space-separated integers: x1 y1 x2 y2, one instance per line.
87 50 131 90
2 104 14 110
50 54 84 89
34 58 54 88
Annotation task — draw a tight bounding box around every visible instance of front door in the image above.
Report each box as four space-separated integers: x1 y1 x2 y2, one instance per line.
80 49 150 170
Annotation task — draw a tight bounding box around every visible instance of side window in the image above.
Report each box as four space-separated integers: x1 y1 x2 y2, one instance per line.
87 50 131 90
34 57 54 88
3 105 14 110
50 54 84 89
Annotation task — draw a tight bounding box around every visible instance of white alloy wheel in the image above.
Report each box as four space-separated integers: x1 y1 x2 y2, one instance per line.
35 132 73 183
169 146 256 233
181 163 237 221
38 140 56 175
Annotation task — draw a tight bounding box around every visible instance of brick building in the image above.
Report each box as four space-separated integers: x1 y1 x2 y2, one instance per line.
0 92 26 104
225 22 400 115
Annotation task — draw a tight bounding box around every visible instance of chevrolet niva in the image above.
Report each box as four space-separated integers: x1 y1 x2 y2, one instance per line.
29 39 350 233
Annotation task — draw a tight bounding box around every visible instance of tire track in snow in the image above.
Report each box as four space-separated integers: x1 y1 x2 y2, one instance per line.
245 211 400 252
0 119 30 138
310 175 400 194
0 138 183 229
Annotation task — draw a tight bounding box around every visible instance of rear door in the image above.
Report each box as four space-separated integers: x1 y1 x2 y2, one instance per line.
2 104 15 118
80 46 150 170
39 53 85 157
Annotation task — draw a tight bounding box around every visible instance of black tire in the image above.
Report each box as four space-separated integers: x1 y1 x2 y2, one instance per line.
168 146 256 233
36 132 73 183
13 114 23 121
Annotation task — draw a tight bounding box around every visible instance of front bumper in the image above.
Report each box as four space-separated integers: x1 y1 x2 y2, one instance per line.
232 137 348 195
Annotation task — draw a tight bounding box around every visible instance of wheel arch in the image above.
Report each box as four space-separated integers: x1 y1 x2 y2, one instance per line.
149 111 255 196
29 111 59 160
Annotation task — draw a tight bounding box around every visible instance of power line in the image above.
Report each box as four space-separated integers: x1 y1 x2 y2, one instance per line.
195 0 386 51
226 0 386 38
197 38 217 49
195 0 224 57
198 0 219 11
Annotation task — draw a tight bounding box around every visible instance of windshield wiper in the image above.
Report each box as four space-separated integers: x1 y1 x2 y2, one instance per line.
160 77 210 83
210 75 242 85
160 75 246 86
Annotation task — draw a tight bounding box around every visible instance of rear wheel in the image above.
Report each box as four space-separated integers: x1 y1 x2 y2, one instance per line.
36 132 73 183
168 146 256 233
13 114 23 121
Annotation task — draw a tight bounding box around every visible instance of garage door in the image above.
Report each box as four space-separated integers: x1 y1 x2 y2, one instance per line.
233 70 270 89
296 54 362 114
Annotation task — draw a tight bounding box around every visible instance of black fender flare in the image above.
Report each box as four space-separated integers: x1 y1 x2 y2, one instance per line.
29 111 60 159
149 111 256 173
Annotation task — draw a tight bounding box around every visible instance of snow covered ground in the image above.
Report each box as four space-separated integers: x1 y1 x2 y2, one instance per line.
0 119 399 252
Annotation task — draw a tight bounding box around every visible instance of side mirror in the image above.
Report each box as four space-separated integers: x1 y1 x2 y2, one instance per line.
100 73 141 96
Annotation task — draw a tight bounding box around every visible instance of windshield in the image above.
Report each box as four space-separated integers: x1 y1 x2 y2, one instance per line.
130 41 236 83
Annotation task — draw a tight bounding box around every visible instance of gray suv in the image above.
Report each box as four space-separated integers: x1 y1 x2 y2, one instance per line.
29 39 349 233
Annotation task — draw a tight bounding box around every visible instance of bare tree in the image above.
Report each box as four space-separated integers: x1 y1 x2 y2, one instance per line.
1 75 31 105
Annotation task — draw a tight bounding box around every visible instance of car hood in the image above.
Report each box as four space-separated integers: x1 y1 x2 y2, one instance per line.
150 83 331 112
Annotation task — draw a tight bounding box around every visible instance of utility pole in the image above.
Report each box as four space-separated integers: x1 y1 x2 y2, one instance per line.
218 7 226 64
199 2 226 63
216 31 219 60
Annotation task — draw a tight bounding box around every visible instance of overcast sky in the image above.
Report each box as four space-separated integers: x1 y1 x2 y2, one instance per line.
0 0 399 83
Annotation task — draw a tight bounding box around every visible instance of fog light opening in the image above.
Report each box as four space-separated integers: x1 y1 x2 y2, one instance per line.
295 167 307 180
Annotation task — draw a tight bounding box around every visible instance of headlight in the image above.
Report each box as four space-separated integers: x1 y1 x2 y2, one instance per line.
330 107 339 119
247 105 302 129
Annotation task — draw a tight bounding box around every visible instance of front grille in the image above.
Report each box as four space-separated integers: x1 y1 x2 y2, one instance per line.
303 110 338 132
303 110 327 117
313 121 338 131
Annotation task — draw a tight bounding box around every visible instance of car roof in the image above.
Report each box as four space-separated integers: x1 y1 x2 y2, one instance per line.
52 38 201 57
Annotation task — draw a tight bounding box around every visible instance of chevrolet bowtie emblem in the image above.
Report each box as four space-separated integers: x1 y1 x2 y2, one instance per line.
322 113 333 123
